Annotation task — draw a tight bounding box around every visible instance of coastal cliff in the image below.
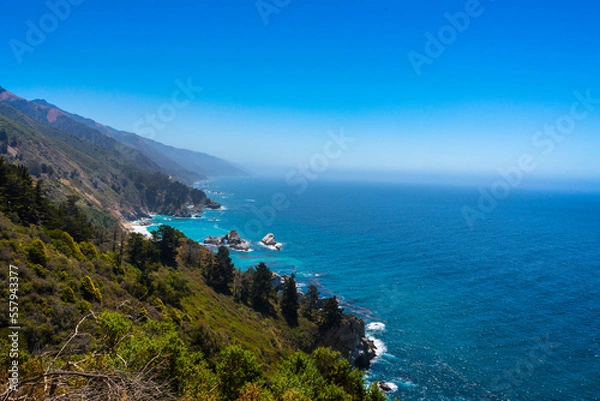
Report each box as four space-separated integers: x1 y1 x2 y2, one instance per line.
318 315 377 369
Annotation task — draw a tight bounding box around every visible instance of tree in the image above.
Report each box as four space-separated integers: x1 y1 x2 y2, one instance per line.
0 129 7 154
216 345 262 401
152 225 182 267
80 275 102 303
126 232 158 270
26 239 48 267
302 284 320 319
250 262 273 311
281 274 299 326
321 296 343 330
234 270 251 305
205 246 235 293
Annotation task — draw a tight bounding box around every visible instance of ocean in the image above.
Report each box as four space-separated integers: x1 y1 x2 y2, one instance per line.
149 177 600 401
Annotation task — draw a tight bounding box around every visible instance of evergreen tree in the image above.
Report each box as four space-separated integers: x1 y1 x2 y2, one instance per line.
216 245 234 290
205 246 235 293
302 284 320 319
0 129 7 154
321 296 343 330
152 225 182 267
250 262 272 310
281 274 299 326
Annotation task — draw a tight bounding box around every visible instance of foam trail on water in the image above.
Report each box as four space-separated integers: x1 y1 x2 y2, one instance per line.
367 322 386 332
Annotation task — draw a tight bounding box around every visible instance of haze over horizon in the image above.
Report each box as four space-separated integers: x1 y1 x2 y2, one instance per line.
1 1 599 186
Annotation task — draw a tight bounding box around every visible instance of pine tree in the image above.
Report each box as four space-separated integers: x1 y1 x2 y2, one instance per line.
250 262 272 310
281 274 299 326
321 296 343 330
206 246 235 293
216 245 234 290
302 284 320 319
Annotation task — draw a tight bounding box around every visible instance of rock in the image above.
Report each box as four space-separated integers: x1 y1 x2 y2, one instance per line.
204 230 250 251
224 230 243 245
378 382 394 392
271 272 286 292
317 315 377 369
204 201 222 210
203 236 222 246
261 233 282 250
229 241 249 252
261 233 276 246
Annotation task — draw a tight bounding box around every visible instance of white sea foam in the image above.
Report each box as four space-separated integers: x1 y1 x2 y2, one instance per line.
368 336 387 358
245 199 256 202
380 381 398 392
366 322 386 332
397 378 416 388
258 242 283 251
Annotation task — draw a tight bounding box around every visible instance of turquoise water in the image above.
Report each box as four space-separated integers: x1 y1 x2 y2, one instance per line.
150 177 600 401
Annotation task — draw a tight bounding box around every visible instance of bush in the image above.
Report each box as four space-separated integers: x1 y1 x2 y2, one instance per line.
61 286 77 303
216 345 263 401
80 275 102 303
79 241 99 260
26 239 48 267
99 311 130 349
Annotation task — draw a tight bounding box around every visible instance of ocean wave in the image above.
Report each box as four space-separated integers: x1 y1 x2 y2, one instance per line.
245 199 256 202
258 242 283 251
366 322 386 332
368 336 387 359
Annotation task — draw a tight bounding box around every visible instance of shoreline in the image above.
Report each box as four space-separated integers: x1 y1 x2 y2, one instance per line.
123 219 154 238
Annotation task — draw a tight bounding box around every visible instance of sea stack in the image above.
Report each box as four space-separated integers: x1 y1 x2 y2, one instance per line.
203 230 250 251
261 233 282 250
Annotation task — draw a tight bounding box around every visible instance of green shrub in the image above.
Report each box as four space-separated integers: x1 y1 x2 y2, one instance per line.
61 286 77 303
26 239 48 267
48 229 85 261
216 345 263 401
30 263 47 278
80 275 102 303
79 241 99 260
99 311 130 349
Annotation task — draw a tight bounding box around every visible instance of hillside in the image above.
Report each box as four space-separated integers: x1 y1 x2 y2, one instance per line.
0 158 385 401
53 107 248 180
0 102 219 223
0 87 247 183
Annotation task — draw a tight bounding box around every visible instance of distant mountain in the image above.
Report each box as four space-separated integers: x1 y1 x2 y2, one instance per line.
35 102 249 180
0 86 247 183
0 100 219 223
0 88 164 176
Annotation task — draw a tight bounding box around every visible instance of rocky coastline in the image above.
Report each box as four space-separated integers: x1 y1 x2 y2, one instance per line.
204 229 250 251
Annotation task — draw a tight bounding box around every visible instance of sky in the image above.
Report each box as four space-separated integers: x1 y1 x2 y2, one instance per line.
0 0 599 185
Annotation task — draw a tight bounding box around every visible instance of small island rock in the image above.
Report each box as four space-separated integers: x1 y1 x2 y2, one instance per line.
261 233 282 250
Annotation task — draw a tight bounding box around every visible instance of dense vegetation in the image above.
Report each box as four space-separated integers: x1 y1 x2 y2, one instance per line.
0 160 389 400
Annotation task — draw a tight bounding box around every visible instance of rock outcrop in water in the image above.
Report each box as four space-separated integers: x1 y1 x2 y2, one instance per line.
203 230 250 251
317 315 377 369
261 233 282 250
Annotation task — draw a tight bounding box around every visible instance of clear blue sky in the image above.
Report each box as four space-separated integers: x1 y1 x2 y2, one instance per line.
1 0 599 184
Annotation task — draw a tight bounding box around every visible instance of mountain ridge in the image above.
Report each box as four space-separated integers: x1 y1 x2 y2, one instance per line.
0 86 247 183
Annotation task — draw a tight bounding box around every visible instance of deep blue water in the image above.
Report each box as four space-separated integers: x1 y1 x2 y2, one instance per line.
150 177 600 401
